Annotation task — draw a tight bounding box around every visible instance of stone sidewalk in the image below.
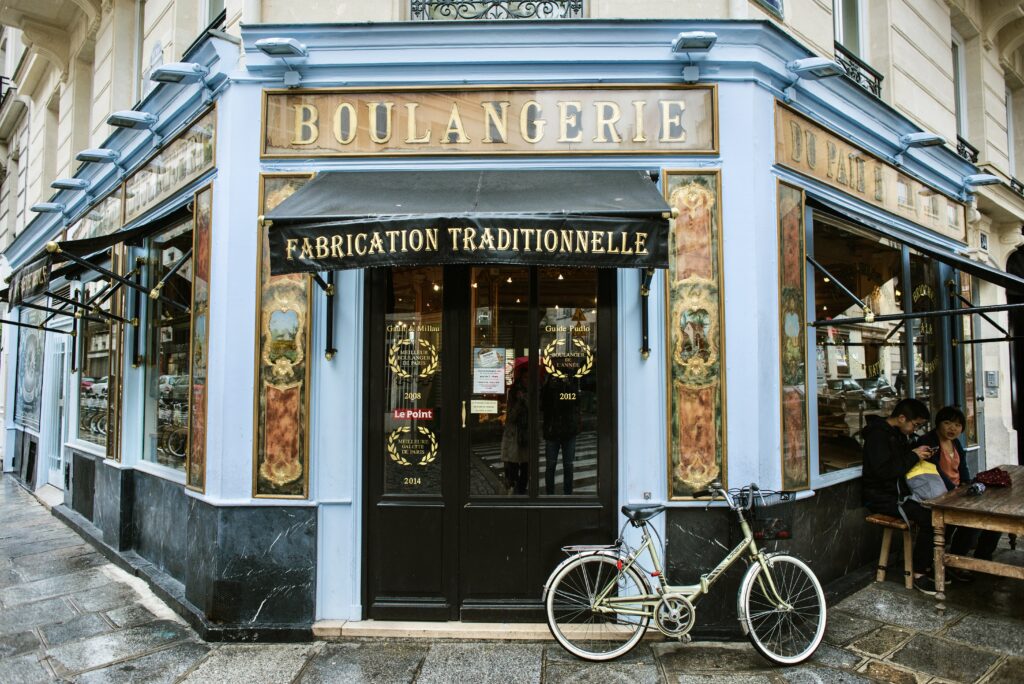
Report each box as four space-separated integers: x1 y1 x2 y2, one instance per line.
2 473 1023 683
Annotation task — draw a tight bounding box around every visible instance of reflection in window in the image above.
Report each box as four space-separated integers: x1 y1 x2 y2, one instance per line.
78 279 112 447
143 221 193 471
538 268 597 496
815 221 907 473
909 253 945 419
959 276 978 446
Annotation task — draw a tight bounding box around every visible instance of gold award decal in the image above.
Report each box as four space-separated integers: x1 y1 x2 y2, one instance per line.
541 338 594 378
387 337 439 379
387 426 439 466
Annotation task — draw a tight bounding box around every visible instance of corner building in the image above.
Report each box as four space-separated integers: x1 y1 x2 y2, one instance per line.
2 2 1023 639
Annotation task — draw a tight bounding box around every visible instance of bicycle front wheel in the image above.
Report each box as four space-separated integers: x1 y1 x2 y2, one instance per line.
740 554 826 665
545 554 650 662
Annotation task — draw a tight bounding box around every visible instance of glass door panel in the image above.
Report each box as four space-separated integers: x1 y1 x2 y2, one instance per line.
538 268 599 496
467 266 530 496
384 266 445 495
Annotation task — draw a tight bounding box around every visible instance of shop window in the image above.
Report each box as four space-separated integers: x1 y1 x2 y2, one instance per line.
77 279 112 447
814 221 906 474
958 275 978 446
951 33 967 138
143 220 193 472
909 252 945 419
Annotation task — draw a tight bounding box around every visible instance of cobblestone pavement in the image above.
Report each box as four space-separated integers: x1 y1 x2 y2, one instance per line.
2 473 1023 683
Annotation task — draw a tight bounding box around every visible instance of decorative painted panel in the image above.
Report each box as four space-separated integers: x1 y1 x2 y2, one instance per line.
664 171 726 499
778 182 809 490
254 175 314 498
14 308 45 431
105 246 127 462
187 185 213 491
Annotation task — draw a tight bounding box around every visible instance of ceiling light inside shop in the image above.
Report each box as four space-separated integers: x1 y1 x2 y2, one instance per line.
557 273 564 280
507 277 513 283
433 283 440 291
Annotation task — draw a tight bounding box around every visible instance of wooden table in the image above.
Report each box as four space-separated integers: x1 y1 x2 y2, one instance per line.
929 465 1024 610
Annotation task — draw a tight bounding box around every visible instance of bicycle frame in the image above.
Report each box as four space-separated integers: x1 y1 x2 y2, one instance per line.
593 508 789 621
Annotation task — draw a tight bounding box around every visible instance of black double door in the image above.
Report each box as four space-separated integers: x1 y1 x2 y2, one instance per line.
364 265 617 621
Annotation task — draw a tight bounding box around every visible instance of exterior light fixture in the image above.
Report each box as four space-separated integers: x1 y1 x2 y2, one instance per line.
255 37 308 59
150 62 210 84
786 57 845 79
894 132 946 165
75 148 120 164
963 173 1001 187
899 132 945 149
107 110 158 129
672 31 717 53
783 57 844 103
51 178 90 191
672 31 718 84
31 202 66 214
254 37 308 88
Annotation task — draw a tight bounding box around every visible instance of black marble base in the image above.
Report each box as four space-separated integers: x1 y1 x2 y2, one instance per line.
665 478 878 638
93 460 133 551
71 451 97 522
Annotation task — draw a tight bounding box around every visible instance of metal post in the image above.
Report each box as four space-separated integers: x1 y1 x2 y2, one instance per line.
325 271 337 360
640 268 654 360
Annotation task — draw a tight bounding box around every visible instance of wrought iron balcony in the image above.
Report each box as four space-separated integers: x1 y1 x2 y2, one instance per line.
956 136 980 164
833 43 883 98
410 0 584 20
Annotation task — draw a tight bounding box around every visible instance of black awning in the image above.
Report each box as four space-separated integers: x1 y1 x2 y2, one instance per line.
59 205 193 259
265 170 671 275
811 202 1024 296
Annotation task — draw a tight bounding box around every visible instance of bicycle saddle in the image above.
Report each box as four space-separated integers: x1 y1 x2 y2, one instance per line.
621 504 665 522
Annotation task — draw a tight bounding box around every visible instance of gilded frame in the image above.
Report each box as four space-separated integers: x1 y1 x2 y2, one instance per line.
777 180 810 491
186 183 214 492
104 244 127 462
253 172 315 499
662 169 728 500
260 83 719 158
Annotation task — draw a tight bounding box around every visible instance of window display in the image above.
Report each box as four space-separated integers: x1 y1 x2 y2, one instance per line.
143 220 193 471
77 279 112 447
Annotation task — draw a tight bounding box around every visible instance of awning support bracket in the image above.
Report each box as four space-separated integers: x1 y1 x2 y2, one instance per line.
71 290 80 372
640 268 654 360
806 255 874 322
21 299 105 325
149 247 192 306
953 336 1024 346
949 285 1010 338
130 258 144 367
0 318 75 335
812 301 1024 327
325 271 337 361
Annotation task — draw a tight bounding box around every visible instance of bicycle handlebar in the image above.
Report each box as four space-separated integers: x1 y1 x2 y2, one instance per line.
707 481 762 511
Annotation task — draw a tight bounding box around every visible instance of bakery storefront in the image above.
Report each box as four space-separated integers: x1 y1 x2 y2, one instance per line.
256 85 711 621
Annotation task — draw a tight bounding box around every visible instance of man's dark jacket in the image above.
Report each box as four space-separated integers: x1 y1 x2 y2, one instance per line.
861 415 919 509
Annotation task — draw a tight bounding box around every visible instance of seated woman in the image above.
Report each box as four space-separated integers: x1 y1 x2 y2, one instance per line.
914 406 1001 575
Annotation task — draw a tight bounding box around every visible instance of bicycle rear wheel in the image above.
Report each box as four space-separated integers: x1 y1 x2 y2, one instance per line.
740 554 826 665
545 553 650 662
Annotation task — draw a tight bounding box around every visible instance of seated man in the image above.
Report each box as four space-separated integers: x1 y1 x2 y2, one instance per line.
861 398 937 594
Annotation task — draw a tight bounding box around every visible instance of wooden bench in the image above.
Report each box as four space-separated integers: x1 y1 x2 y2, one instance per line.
866 513 913 589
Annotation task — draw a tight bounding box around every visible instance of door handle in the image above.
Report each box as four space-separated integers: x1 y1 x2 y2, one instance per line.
462 401 467 428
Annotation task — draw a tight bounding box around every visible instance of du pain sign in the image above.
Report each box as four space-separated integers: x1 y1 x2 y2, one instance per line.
262 85 717 157
775 103 967 242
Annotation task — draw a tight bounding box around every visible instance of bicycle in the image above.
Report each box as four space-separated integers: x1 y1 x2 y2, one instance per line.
543 481 826 665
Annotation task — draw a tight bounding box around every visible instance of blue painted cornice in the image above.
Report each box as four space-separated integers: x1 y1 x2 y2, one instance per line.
4 34 237 270
239 19 976 201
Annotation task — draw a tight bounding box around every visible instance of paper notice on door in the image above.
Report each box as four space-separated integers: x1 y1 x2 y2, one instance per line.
470 399 499 414
473 347 506 394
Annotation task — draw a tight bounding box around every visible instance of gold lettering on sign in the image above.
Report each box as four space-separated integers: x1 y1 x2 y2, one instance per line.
264 86 717 156
775 103 967 242
293 104 318 145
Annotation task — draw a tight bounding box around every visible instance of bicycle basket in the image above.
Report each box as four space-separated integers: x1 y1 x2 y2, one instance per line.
747 490 797 541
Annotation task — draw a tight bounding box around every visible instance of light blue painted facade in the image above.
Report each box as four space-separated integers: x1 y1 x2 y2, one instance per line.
3 19 980 625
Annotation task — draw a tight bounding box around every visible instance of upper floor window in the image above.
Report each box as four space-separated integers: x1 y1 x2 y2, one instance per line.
951 32 967 138
1007 86 1018 179
834 0 862 57
410 0 584 20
